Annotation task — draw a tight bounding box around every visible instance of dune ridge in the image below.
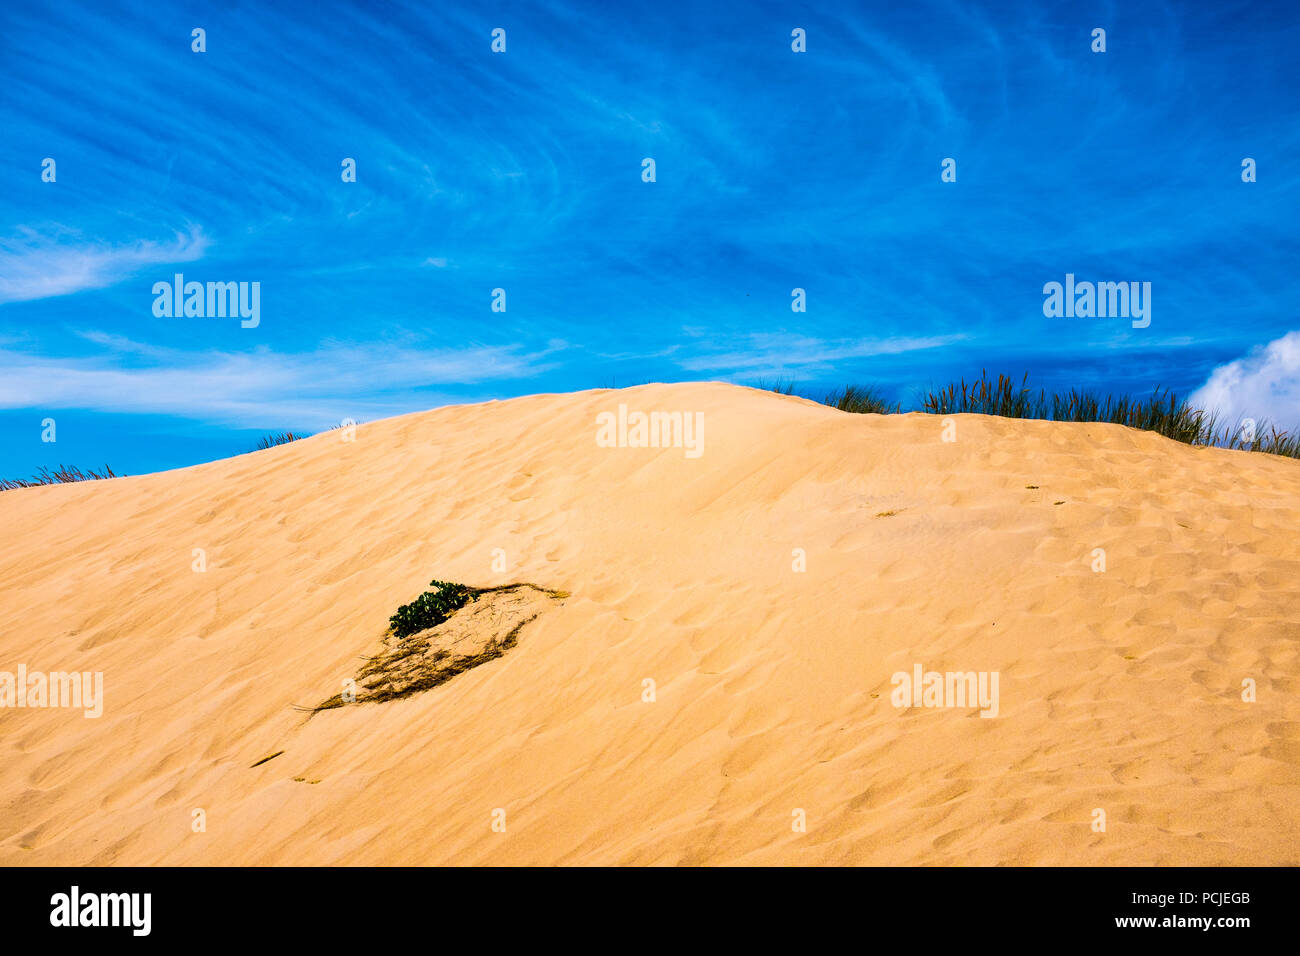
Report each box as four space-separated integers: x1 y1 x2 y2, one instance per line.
1 382 1297 865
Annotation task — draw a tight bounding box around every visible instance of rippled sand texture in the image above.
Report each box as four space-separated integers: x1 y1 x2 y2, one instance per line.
1 383 1297 865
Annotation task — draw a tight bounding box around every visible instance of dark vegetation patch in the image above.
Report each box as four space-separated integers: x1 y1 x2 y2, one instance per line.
823 385 900 415
0 464 122 491
248 422 359 453
307 580 568 713
759 371 1299 459
388 579 475 638
252 431 310 451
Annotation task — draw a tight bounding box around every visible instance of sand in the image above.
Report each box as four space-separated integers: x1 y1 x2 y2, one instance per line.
1 382 1297 865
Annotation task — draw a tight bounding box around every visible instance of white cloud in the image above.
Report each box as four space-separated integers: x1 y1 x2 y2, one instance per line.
0 338 558 427
0 226 208 304
1190 330 1300 428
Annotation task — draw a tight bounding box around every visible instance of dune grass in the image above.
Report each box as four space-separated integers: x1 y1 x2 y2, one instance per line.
251 431 310 451
761 370 1297 459
823 384 901 415
921 372 1214 443
916 369 1298 457
0 464 123 491
248 422 358 453
756 378 900 413
909 369 1294 460
753 377 798 395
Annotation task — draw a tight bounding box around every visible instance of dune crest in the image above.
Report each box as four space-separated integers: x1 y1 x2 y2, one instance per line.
1 382 1297 865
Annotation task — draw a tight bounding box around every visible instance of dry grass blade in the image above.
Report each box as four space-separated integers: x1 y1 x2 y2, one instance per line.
0 464 123 491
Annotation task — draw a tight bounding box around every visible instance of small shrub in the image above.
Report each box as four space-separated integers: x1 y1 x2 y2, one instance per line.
388 580 476 638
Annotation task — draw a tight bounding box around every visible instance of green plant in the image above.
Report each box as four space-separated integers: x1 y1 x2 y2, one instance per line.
388 579 476 638
1223 421 1300 458
920 371 1048 418
917 370 1299 459
306 581 570 712
824 384 900 414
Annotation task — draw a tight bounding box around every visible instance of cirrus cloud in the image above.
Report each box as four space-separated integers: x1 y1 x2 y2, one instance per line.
0 225 208 305
0 335 561 427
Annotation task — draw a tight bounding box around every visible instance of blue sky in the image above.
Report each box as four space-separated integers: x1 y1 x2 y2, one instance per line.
1 0 1298 476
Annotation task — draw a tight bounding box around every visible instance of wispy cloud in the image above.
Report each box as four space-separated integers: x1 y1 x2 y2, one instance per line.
0 0 1297 475
0 337 559 427
0 226 208 305
677 333 965 374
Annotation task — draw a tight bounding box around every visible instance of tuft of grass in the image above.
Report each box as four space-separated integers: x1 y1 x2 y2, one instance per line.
1222 421 1300 458
771 372 1298 459
252 431 310 451
920 370 1299 459
823 385 900 414
0 464 122 491
1047 386 1214 445
754 377 798 396
920 371 1048 419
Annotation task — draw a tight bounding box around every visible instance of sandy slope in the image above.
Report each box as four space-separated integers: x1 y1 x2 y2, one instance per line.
1 382 1297 866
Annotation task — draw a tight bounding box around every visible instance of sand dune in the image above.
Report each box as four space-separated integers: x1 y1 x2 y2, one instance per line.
1 382 1297 865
